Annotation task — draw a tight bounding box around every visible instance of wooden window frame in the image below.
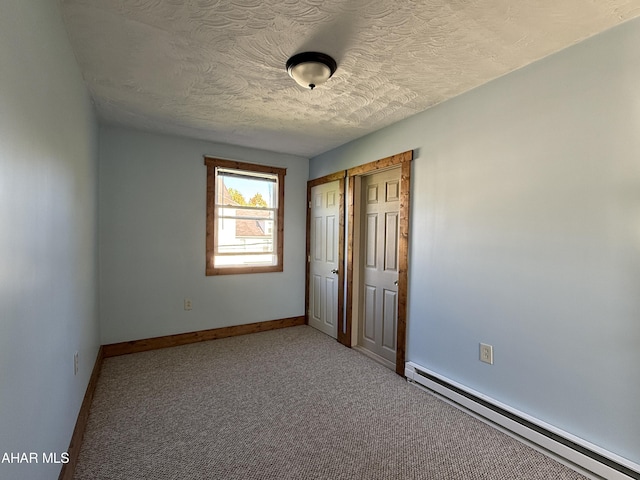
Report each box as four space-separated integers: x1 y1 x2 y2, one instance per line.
204 157 286 276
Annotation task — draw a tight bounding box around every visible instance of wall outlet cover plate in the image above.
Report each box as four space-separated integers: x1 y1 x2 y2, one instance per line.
480 343 494 365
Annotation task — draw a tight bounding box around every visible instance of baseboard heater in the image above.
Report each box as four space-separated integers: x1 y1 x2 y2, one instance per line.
405 362 640 480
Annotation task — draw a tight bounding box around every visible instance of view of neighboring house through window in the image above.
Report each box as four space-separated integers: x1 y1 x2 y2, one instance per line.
204 157 286 275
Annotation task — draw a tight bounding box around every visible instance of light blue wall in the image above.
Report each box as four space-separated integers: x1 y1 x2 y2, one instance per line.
311 18 640 464
98 126 309 344
0 1 99 479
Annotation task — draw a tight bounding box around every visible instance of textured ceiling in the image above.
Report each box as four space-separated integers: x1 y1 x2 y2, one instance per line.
60 0 640 157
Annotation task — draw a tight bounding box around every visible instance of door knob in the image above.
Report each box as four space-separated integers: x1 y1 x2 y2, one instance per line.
331 269 339 274
394 280 398 286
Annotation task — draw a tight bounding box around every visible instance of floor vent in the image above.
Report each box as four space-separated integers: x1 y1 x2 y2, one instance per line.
405 362 640 480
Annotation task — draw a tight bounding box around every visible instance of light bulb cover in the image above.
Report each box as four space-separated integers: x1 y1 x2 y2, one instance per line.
286 52 337 90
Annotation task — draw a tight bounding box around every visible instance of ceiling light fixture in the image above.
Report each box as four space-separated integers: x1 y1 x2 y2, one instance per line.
286 52 337 90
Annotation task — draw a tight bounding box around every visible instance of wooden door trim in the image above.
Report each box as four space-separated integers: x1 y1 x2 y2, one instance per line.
305 171 347 344
346 150 413 375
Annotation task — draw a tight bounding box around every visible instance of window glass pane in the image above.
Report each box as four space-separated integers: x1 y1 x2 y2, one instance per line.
214 208 276 267
214 169 278 267
216 170 277 208
216 214 275 255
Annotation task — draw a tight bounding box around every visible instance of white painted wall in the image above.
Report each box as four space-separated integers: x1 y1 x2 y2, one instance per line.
98 127 308 344
0 2 99 479
311 18 640 465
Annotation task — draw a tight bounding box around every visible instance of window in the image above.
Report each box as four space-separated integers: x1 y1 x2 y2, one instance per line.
205 157 286 275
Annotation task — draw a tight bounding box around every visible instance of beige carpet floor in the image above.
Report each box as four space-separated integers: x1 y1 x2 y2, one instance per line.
74 325 590 479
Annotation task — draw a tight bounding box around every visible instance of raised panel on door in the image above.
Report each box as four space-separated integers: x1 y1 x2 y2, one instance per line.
365 214 377 268
363 284 376 343
313 216 322 261
382 289 397 352
324 276 336 330
312 274 322 322
326 215 335 263
384 212 398 272
308 181 340 338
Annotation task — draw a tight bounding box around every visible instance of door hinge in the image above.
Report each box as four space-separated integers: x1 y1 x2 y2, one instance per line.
308 201 311 208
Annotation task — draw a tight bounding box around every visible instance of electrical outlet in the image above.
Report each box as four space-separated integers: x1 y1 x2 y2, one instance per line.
74 351 79 376
184 298 192 311
480 343 493 365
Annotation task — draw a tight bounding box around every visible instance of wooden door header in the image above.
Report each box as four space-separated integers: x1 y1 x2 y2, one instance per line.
346 150 413 177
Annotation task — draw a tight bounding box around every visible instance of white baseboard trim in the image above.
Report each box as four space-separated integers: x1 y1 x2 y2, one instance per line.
405 362 640 480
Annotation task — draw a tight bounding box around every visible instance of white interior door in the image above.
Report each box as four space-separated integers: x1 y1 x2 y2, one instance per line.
358 168 400 364
308 181 340 338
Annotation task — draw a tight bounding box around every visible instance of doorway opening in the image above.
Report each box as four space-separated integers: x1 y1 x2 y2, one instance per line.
351 166 402 370
346 151 412 375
